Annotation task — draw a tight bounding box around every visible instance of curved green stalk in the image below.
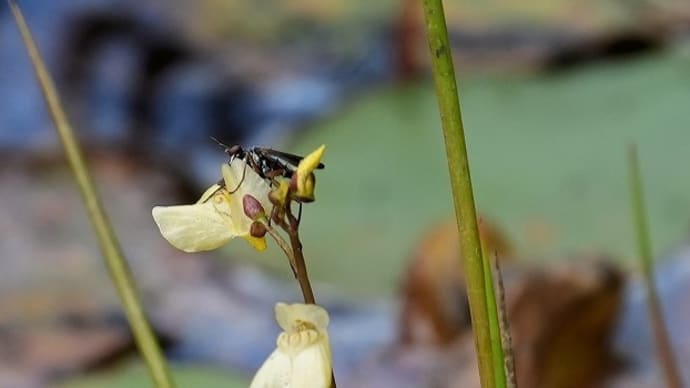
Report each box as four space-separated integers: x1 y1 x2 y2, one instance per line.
9 2 176 387
628 144 682 388
420 0 503 386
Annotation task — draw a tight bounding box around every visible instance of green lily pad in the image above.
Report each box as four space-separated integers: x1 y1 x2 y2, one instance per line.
230 49 690 295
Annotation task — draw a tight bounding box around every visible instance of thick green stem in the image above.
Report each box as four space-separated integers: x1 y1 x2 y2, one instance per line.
421 0 496 386
9 2 175 387
628 144 683 388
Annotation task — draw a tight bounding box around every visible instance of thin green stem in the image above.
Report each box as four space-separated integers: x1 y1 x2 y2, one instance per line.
483 250 507 388
421 0 496 386
492 254 517 388
628 144 683 388
9 2 175 387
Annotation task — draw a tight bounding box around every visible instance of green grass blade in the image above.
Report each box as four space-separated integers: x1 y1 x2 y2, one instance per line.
628 144 683 388
9 2 176 387
421 0 499 386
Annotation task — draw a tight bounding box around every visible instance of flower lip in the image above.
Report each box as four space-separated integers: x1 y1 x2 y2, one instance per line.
249 302 333 388
275 302 329 333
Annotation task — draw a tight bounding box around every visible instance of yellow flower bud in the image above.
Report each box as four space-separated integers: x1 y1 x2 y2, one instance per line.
292 145 325 202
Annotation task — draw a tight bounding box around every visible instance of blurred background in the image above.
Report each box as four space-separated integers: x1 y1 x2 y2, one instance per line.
1 0 690 387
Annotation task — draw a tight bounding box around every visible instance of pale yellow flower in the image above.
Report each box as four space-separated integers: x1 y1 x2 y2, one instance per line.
250 303 332 388
291 145 325 202
151 160 272 252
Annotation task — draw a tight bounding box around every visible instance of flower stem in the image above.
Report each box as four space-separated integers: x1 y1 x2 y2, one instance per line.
278 202 335 387
9 2 175 387
421 0 498 386
283 206 316 304
265 225 298 277
288 232 316 304
628 144 683 388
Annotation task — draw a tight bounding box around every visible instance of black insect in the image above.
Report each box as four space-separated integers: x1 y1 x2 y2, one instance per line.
209 138 325 227
211 137 325 193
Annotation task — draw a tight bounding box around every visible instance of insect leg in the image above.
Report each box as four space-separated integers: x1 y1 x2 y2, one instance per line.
267 203 276 227
227 159 248 194
199 180 224 204
264 168 286 179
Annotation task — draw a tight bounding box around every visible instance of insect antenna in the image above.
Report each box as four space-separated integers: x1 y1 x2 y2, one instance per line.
209 136 230 149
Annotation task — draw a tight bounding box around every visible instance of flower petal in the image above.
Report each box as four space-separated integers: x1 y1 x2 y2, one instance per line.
220 161 272 251
250 303 333 388
196 183 222 204
297 145 326 176
293 145 325 202
290 337 332 387
269 179 290 207
152 176 269 252
275 302 329 333
245 234 267 251
152 200 232 253
221 161 272 211
249 348 291 388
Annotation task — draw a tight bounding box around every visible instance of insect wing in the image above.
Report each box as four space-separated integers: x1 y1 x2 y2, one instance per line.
255 148 325 169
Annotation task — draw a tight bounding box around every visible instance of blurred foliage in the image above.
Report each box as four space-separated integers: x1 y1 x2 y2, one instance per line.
171 0 685 44
60 361 248 388
224 48 690 295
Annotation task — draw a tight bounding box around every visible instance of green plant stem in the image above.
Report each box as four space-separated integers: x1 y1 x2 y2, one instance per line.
492 254 517 388
421 1 496 386
9 2 175 387
482 250 507 388
628 144 683 388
